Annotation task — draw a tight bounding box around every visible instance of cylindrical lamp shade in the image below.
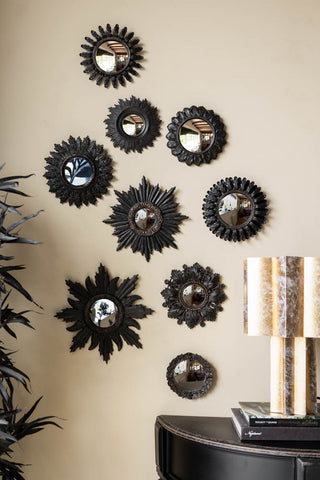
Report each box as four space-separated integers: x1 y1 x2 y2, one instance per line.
244 256 320 338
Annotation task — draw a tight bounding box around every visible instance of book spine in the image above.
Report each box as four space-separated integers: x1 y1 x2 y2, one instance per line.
249 419 320 427
232 409 320 441
232 420 320 441
239 408 320 427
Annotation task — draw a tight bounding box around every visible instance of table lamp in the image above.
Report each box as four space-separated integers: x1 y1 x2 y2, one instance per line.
244 256 320 416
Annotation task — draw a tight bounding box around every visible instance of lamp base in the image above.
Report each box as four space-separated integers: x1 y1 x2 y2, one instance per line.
270 337 317 415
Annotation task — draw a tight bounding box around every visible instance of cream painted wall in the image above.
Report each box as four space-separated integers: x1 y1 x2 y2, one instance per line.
1 0 320 478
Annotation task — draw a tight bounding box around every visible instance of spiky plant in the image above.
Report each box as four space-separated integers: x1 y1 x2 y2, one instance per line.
0 165 59 479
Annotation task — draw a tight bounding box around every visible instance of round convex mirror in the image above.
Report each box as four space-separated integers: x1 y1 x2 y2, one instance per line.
179 118 214 153
95 40 129 74
173 359 207 393
122 114 145 136
89 298 118 328
180 283 207 309
166 353 213 399
63 157 94 187
218 192 253 227
134 208 157 231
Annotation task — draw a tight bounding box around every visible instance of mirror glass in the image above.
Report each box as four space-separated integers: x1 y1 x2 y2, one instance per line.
181 283 207 308
122 114 145 136
173 359 206 392
218 192 253 227
89 299 118 328
179 118 214 153
134 208 157 231
95 40 129 73
63 157 93 187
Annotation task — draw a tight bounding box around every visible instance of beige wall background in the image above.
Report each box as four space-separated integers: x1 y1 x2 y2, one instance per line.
1 0 320 478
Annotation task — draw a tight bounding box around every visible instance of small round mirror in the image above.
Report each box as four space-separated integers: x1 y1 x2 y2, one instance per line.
179 118 214 153
95 40 129 74
218 192 253 227
134 208 157 231
180 283 207 308
173 359 207 393
89 299 118 328
122 114 145 136
63 157 93 187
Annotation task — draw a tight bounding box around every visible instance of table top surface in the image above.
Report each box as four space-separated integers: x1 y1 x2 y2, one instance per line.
156 415 320 458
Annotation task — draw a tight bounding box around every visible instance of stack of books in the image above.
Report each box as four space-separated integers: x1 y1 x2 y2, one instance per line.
232 402 320 441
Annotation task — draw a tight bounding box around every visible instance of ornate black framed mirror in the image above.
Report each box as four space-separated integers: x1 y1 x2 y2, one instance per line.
161 263 226 329
166 353 214 399
80 23 143 88
104 176 188 262
56 264 153 364
44 136 113 207
104 96 161 153
202 176 268 241
166 106 226 166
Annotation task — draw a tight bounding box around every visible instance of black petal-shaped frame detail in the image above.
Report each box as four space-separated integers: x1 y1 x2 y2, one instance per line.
166 352 213 399
43 136 113 207
104 96 161 153
161 263 226 329
80 23 143 88
56 264 153 364
202 176 268 242
104 177 188 262
166 106 226 166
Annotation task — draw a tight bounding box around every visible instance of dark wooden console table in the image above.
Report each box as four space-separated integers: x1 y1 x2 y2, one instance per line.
155 415 320 480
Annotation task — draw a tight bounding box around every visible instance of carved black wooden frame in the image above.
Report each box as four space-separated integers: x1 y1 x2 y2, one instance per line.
166 106 226 166
80 24 143 88
56 264 153 364
43 136 113 208
105 96 161 153
202 176 268 242
161 263 226 329
166 352 213 399
104 176 188 262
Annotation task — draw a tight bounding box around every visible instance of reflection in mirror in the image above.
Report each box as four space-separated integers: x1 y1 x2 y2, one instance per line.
89 299 118 328
174 359 206 392
134 208 157 231
64 157 93 187
95 40 129 73
179 118 214 153
181 283 207 308
218 192 253 227
122 114 145 136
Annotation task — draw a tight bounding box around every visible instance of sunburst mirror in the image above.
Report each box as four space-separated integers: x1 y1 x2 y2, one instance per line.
80 23 143 88
161 263 226 329
166 352 214 399
104 96 161 153
202 176 268 241
44 136 113 207
104 177 188 262
56 264 153 364
166 106 227 166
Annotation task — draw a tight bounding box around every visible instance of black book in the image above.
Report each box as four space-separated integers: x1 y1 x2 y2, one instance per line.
239 402 320 427
232 408 320 441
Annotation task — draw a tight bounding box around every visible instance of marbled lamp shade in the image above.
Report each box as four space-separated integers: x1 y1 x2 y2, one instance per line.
244 256 320 415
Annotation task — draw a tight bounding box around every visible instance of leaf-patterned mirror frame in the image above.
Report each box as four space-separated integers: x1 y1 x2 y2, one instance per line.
166 106 226 166
202 176 268 242
80 24 143 88
104 96 161 153
43 136 113 208
161 263 226 329
56 264 153 364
